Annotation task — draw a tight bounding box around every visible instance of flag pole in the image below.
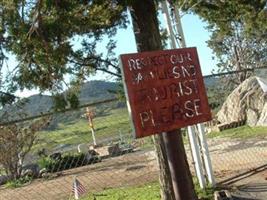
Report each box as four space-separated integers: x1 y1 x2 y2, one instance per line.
68 176 77 200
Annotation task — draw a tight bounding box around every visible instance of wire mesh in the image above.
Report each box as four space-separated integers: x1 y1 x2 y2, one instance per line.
0 100 159 200
0 69 267 199
203 69 267 183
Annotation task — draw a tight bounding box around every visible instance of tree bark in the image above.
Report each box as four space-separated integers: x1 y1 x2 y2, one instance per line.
162 130 198 200
153 135 175 200
129 1 197 199
129 1 175 199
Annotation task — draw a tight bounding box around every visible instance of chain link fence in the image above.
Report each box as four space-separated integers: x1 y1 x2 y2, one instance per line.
0 99 160 200
204 68 267 185
0 69 267 199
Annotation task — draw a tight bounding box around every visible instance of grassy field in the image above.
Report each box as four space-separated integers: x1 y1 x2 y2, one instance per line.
33 107 132 152
76 179 214 200
207 125 267 139
33 106 267 153
81 182 161 200
77 181 214 200
31 100 267 154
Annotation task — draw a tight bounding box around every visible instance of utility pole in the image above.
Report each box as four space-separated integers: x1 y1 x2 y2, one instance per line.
129 1 197 199
172 3 186 48
161 1 176 49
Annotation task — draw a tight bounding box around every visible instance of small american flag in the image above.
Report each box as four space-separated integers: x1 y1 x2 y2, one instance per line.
72 177 86 199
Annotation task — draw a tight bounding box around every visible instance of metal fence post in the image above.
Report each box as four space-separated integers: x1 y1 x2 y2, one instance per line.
188 126 206 188
197 123 215 186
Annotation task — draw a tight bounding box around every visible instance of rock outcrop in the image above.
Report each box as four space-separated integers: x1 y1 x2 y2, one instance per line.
216 76 267 126
257 103 267 126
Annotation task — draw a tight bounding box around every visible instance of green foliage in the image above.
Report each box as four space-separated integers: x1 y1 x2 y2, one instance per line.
66 92 80 109
0 93 17 107
196 186 214 200
206 82 232 113
37 156 56 170
181 0 267 37
39 153 101 173
52 94 68 111
0 116 50 180
52 91 80 111
193 178 214 200
0 0 129 103
208 125 267 139
34 107 131 151
79 180 214 200
5 176 32 188
0 168 6 175
180 0 267 84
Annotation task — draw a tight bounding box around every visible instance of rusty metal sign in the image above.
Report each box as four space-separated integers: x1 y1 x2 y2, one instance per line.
120 47 212 138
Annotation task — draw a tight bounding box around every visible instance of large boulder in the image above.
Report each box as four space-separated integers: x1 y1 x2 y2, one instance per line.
257 103 267 126
217 76 267 126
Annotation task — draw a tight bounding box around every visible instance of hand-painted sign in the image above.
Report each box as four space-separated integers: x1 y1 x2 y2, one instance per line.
120 47 212 138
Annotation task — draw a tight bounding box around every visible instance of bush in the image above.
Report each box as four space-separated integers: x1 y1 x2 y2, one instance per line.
38 157 56 170
38 153 101 173
193 178 214 200
5 176 32 188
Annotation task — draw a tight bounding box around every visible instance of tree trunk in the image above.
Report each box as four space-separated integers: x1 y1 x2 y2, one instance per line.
153 135 175 200
162 130 198 200
129 1 175 199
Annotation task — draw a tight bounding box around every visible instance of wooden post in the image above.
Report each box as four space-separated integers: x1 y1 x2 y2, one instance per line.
162 130 198 200
129 2 175 199
129 1 197 199
86 107 97 146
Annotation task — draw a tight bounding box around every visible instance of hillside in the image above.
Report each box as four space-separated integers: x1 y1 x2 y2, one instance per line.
0 80 119 122
204 76 219 88
78 80 118 104
0 77 220 120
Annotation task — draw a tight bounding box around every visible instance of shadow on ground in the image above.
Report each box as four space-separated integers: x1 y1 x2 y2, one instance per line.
229 183 267 200
232 196 261 200
238 183 267 193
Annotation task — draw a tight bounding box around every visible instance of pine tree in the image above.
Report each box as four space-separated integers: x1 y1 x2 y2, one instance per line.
180 0 267 84
0 0 128 105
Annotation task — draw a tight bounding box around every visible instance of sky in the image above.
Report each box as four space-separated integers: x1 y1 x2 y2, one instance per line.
91 11 218 81
14 9 218 98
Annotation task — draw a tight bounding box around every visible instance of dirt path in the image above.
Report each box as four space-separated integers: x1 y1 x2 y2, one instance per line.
0 137 266 200
0 151 158 200
208 137 267 182
230 168 267 200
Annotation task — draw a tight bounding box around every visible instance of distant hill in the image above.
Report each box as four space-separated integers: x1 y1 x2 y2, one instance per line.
78 80 118 104
0 77 221 127
204 76 220 88
0 80 119 122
